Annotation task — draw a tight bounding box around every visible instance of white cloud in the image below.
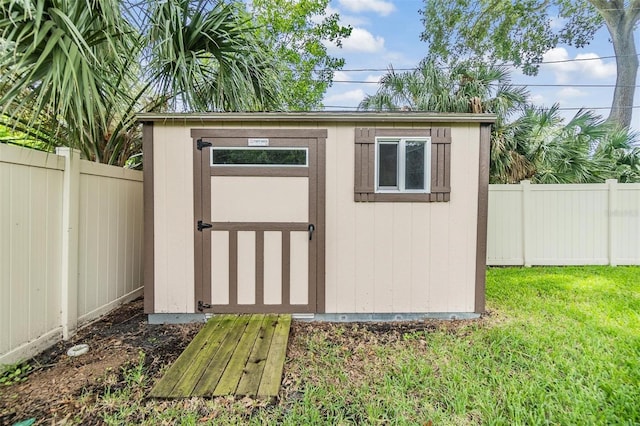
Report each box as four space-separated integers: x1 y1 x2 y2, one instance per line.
528 94 545 105
341 28 385 52
557 87 587 98
365 74 382 83
333 71 351 82
542 47 617 82
338 0 396 16
324 89 366 105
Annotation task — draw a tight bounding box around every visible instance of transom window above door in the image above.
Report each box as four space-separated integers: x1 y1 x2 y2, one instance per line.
376 137 431 193
211 147 308 167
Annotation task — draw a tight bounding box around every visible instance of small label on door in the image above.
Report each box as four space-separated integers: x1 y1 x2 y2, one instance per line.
248 138 269 147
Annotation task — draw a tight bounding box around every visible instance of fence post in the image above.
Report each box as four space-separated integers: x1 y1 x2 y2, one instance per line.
521 180 532 267
607 179 618 266
56 148 81 339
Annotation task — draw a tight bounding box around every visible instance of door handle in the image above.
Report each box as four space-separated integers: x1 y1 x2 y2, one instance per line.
308 224 315 241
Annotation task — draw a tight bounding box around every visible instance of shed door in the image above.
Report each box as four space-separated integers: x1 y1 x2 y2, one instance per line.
193 129 326 314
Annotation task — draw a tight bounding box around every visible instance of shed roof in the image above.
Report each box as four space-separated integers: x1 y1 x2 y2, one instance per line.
136 111 496 124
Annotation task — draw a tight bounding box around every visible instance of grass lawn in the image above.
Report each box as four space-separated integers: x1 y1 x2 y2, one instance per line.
91 267 640 424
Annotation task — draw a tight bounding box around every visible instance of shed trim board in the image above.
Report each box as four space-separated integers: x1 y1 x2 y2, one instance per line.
143 122 154 314
143 113 493 317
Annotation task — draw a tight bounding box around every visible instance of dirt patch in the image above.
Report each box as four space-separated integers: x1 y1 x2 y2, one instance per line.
0 301 486 425
0 298 202 425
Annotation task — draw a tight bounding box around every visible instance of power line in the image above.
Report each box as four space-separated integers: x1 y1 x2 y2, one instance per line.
320 54 637 73
330 81 640 88
321 105 640 111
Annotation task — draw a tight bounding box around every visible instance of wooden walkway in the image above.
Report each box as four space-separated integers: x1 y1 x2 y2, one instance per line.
149 314 291 399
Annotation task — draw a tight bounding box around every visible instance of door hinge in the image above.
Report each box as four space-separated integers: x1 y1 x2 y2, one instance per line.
197 139 212 150
198 301 212 312
197 220 213 231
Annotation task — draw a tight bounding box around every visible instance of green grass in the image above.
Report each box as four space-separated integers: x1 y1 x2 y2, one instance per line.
87 266 639 425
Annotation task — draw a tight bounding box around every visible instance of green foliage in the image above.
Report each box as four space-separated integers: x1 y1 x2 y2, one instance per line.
0 0 283 166
248 0 351 110
419 0 640 128
0 361 33 386
493 105 640 183
420 0 602 75
359 59 529 116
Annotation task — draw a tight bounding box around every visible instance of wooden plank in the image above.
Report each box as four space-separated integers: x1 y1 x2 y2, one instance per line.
257 315 292 397
166 316 238 398
236 314 278 396
190 315 251 396
149 317 225 397
212 315 264 396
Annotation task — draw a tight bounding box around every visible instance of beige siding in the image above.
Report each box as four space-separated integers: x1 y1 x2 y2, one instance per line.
326 123 480 313
152 125 195 312
77 161 144 323
210 176 308 222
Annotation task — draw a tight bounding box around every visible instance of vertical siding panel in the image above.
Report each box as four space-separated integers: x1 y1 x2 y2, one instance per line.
391 204 412 312
335 125 357 312
428 204 450 311
354 206 374 312
448 125 478 311
324 125 339 312
410 203 430 311
263 231 282 305
373 203 394 312
237 231 256 305
290 231 309 305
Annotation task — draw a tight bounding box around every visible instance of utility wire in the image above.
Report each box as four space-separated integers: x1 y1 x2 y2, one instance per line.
317 54 637 73
330 81 639 88
321 105 640 111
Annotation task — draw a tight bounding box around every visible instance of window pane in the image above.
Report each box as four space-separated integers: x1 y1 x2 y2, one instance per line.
405 141 425 190
378 143 398 187
212 149 307 166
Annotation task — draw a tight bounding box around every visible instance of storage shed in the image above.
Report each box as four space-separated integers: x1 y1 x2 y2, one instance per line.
139 112 494 322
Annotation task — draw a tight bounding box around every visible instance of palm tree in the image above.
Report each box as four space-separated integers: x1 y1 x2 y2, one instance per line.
359 59 531 183
502 105 640 184
0 0 282 166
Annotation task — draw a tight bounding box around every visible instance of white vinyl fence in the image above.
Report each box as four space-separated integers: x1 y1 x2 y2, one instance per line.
1 144 143 365
488 180 640 266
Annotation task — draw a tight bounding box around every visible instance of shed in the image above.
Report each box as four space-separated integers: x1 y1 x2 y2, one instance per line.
138 112 495 322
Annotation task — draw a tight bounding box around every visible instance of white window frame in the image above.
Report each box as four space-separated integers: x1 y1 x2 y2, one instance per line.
375 137 431 193
210 146 309 167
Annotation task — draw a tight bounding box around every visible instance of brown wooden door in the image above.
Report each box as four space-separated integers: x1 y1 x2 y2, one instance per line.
193 129 326 314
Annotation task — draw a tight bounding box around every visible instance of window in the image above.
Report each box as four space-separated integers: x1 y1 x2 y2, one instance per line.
354 128 451 202
376 138 430 193
211 147 308 167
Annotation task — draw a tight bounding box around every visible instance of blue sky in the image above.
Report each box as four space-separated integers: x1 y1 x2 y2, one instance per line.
321 0 640 131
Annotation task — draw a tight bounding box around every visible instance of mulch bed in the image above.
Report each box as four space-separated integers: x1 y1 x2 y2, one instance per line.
0 298 201 425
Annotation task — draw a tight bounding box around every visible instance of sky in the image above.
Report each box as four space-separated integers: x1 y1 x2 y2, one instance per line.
320 0 640 132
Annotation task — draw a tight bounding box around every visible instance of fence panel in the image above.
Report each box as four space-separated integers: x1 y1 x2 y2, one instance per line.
0 145 143 365
77 161 144 324
0 145 64 363
488 181 640 266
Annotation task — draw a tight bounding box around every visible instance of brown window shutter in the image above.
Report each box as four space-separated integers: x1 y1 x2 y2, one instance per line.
354 128 375 201
354 127 451 202
429 127 451 202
